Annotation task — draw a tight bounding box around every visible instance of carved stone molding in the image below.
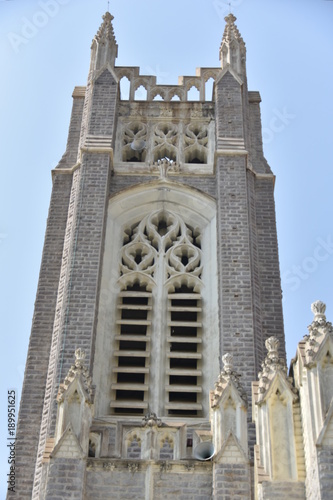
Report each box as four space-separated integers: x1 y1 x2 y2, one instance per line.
303 301 333 365
127 462 139 473
211 353 247 407
57 348 93 403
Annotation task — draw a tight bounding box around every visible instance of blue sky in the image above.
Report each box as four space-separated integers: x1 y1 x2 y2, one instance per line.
1 0 333 494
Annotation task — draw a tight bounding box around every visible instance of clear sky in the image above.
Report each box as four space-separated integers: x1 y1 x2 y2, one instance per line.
0 0 332 494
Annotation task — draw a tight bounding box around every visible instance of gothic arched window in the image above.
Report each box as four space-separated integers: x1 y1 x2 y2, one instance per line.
93 183 219 421
110 210 203 417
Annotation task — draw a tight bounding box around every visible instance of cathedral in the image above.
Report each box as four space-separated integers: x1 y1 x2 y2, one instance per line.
13 11 333 499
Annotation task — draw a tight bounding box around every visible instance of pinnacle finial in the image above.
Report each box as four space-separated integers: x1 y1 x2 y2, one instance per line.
311 300 326 321
222 353 234 373
225 13 237 25
75 348 86 366
95 12 116 44
221 13 244 45
91 11 118 70
219 13 246 75
265 336 280 363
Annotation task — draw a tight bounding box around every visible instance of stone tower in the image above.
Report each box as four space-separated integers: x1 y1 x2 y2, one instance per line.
13 12 333 500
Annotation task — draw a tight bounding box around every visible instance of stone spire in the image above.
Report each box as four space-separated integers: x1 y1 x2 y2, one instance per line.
90 12 118 72
219 14 246 78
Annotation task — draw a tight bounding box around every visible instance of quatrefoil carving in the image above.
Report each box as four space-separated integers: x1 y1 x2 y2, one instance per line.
153 123 178 162
184 124 208 164
122 122 147 162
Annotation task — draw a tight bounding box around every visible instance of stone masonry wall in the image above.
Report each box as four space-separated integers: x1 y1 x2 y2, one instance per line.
52 152 111 427
214 463 252 499
216 154 256 445
261 481 305 499
153 469 212 500
32 168 82 499
13 173 72 499
57 91 85 169
31 66 118 499
318 447 333 500
85 467 146 499
254 178 286 362
247 95 270 175
88 70 117 137
109 174 217 200
44 458 86 499
246 169 264 376
215 70 244 142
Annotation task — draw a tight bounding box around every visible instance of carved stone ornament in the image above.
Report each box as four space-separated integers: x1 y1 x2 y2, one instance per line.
57 348 93 403
211 353 247 407
142 411 162 428
220 13 245 52
119 209 202 286
311 300 326 321
127 462 139 473
257 337 296 403
304 301 333 365
103 462 116 471
185 462 195 472
94 12 117 47
222 353 234 373
160 461 171 473
157 159 177 179
265 336 280 364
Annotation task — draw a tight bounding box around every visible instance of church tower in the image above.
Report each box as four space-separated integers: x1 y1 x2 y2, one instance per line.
14 11 333 500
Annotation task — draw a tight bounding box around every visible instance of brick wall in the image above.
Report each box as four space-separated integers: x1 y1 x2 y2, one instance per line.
261 481 305 499
85 467 146 499
44 458 86 499
214 463 251 499
154 469 212 499
14 173 72 499
318 447 333 499
215 70 244 141
88 70 117 137
216 155 256 399
254 178 286 362
57 91 85 169
109 174 217 200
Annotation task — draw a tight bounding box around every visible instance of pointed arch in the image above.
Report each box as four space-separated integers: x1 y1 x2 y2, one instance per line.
119 76 130 100
134 85 147 100
187 85 200 101
205 77 215 101
93 180 218 419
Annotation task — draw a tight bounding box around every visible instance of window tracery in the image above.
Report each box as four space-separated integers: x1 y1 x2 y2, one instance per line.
111 209 203 417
